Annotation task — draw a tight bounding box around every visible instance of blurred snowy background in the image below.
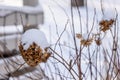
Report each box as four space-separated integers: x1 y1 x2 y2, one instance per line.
0 0 120 80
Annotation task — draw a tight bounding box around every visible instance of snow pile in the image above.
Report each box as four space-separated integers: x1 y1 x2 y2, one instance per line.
103 9 116 20
0 25 23 35
0 9 13 17
21 29 50 50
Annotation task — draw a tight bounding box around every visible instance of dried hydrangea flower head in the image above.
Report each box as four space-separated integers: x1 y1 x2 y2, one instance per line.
19 29 51 67
80 38 93 46
76 33 93 47
99 19 115 32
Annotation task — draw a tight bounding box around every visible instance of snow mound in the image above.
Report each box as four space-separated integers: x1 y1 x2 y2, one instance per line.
103 8 116 20
21 29 50 50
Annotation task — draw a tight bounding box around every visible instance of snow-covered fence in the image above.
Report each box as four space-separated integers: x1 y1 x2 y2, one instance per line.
0 6 44 26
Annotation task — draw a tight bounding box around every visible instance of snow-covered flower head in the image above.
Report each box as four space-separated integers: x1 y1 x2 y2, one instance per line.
99 7 116 32
19 29 51 67
21 29 50 50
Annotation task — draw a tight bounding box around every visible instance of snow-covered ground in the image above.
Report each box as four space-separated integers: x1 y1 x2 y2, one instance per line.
0 0 120 80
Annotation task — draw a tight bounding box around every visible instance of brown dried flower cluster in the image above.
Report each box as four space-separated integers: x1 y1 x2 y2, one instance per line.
80 38 93 46
76 19 115 47
99 19 115 32
76 34 82 39
76 33 102 46
76 34 93 46
19 42 51 67
95 38 101 46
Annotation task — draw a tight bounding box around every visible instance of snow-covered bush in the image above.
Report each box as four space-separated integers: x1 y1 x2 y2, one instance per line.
19 29 51 67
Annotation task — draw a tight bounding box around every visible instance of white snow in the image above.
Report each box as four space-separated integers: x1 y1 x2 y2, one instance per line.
0 0 120 80
102 8 116 20
21 29 50 50
0 25 23 35
82 33 93 40
0 9 13 17
0 0 23 7
0 5 43 15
